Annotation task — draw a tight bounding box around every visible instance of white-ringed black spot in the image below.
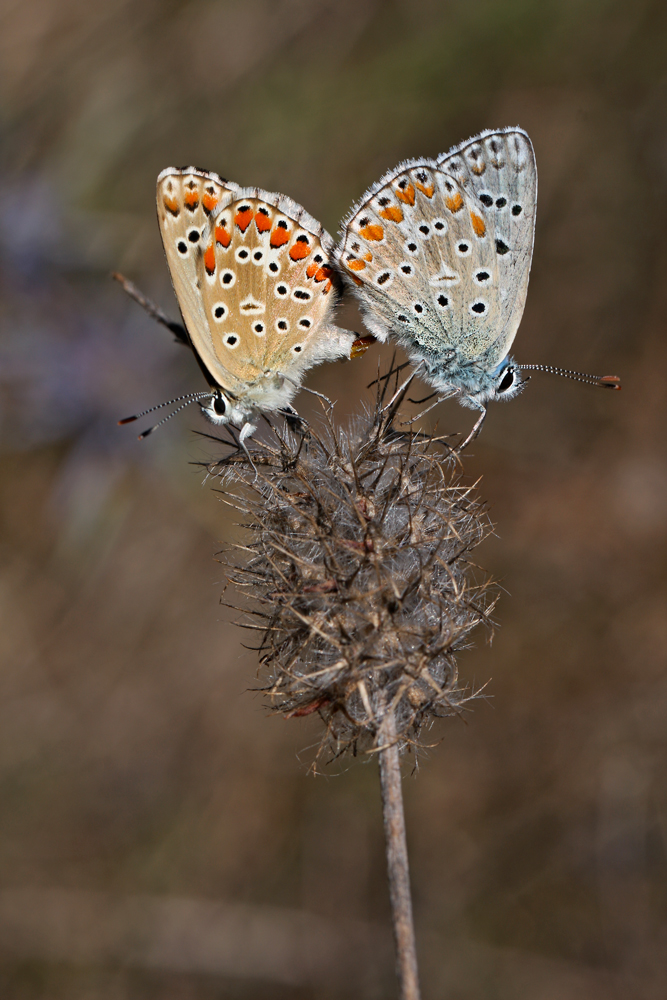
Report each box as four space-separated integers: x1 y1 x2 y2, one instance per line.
177 240 188 255
377 271 392 285
437 294 449 307
235 247 250 261
398 314 409 322
479 193 493 207
495 197 507 208
495 239 510 255
292 288 311 301
378 196 390 207
359 217 370 227
475 270 491 283
276 283 288 297
470 301 487 315
253 322 265 335
293 344 303 354
313 254 323 263
433 219 446 232
456 241 470 255
225 334 239 347
512 204 522 216
276 319 289 332
213 304 227 321
418 224 430 237
414 302 424 314
406 241 419 255
298 318 311 328
253 250 264 262
221 270 236 286
269 261 279 273
188 229 200 242
401 264 412 274
398 179 408 189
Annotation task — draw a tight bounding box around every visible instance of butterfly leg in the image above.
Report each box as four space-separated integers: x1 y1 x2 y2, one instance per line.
279 405 309 435
457 404 487 452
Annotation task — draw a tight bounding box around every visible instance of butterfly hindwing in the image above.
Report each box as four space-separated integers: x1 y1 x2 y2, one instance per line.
196 190 347 390
336 128 536 374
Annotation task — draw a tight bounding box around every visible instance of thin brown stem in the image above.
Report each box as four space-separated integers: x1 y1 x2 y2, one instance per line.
378 712 421 1000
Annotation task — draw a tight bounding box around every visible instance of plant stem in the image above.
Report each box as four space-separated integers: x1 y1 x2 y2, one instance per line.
378 712 421 1000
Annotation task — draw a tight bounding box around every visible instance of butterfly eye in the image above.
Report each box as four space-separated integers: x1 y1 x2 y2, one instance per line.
497 369 516 393
213 394 227 415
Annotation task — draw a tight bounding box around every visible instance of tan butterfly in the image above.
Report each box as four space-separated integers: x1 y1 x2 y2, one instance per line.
150 166 370 442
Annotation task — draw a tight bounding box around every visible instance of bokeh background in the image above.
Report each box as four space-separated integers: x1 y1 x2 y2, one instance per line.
1 1 666 997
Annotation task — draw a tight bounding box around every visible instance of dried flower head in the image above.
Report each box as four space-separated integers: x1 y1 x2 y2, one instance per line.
207 380 497 763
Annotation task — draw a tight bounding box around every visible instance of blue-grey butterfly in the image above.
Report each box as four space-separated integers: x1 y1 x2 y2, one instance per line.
335 127 619 444
121 167 371 441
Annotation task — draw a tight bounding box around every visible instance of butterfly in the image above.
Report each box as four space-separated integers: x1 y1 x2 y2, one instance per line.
124 167 371 442
335 127 619 444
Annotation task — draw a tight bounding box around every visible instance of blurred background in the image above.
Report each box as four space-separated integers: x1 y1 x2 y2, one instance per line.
0 0 665 997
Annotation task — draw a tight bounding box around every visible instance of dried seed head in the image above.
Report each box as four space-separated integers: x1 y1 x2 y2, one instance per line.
209 388 497 763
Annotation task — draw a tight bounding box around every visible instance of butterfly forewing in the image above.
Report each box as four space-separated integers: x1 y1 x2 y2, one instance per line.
157 167 239 387
437 128 536 364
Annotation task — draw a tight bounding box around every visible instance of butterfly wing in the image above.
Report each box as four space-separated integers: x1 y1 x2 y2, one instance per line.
195 189 355 401
436 128 536 365
336 128 536 372
157 167 243 392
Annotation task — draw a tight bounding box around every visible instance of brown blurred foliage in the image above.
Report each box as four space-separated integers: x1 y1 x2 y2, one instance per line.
0 1 666 997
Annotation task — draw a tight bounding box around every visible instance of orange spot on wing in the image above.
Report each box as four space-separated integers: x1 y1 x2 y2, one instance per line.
306 261 318 279
202 192 219 212
470 211 486 237
349 275 363 286
270 227 290 248
415 181 434 198
346 259 366 272
163 195 179 215
471 163 486 175
255 211 271 232
235 207 253 232
314 265 333 282
359 223 384 241
363 252 373 262
215 224 230 248
289 241 311 261
322 280 332 294
379 205 403 223
204 243 216 274
350 335 375 359
445 192 464 213
184 191 199 210
395 183 415 206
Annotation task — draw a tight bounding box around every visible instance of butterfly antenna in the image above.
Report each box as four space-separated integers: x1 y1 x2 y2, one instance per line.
118 391 212 426
112 272 189 345
519 365 621 389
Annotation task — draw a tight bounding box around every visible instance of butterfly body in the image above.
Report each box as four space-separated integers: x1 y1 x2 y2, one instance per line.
157 167 360 440
335 128 536 415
